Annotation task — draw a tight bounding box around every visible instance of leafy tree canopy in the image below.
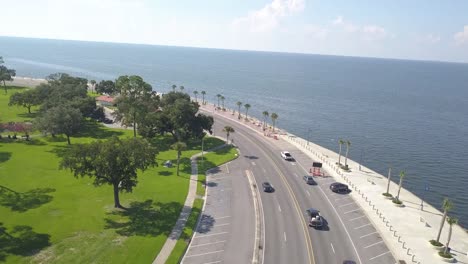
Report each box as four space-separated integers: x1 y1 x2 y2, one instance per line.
0 56 16 94
96 80 117 95
8 89 41 113
34 105 83 144
60 137 158 208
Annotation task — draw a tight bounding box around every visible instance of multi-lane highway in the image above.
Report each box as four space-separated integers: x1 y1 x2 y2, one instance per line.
205 108 396 264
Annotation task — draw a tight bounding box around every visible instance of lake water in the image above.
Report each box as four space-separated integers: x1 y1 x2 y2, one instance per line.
1 36 467 227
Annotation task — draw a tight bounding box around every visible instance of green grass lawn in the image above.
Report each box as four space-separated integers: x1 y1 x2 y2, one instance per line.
0 86 39 122
0 87 227 263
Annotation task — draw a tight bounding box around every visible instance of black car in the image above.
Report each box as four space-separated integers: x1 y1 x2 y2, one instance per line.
262 182 274 192
303 175 316 185
330 182 349 193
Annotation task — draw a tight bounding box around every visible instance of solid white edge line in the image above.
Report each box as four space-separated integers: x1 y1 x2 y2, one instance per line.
330 243 335 254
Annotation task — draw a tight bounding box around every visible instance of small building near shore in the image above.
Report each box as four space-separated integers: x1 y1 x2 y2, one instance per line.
96 95 115 106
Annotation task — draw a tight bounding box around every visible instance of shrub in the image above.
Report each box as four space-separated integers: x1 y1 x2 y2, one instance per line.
429 239 443 247
392 198 402 204
438 251 453 258
382 192 392 197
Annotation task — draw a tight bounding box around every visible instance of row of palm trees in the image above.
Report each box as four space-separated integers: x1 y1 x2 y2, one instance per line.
171 84 208 105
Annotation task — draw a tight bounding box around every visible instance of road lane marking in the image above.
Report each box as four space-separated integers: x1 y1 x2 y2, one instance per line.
330 243 335 254
245 170 265 264
354 223 372 230
185 250 225 258
369 251 390 260
306 190 311 196
213 223 230 227
364 240 384 249
278 205 282 212
284 232 287 242
344 208 361 214
339 202 355 207
190 240 227 248
294 173 298 178
226 163 230 173
263 168 266 173
349 215 365 221
335 197 351 201
201 261 221 264
195 232 228 238
213 216 231 220
295 160 362 264
360 232 378 238
252 161 256 166
291 162 296 166
229 122 313 264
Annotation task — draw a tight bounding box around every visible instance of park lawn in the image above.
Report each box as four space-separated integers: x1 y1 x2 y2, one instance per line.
0 88 226 263
0 86 39 122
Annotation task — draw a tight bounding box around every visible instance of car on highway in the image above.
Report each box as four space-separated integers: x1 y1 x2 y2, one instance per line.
306 208 323 228
330 182 349 193
262 182 274 192
280 151 294 161
303 175 316 185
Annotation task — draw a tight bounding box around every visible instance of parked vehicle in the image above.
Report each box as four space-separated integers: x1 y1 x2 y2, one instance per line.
303 175 316 185
262 182 274 192
306 208 323 228
330 182 349 193
280 151 293 161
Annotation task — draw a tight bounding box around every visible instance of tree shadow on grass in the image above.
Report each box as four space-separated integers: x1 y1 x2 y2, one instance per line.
0 152 11 163
0 223 51 261
158 171 173 176
47 145 70 158
17 112 38 119
104 200 182 237
76 120 124 139
147 135 175 152
45 135 68 143
0 186 55 212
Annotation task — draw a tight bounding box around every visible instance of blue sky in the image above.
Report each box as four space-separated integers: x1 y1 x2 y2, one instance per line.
1 0 468 62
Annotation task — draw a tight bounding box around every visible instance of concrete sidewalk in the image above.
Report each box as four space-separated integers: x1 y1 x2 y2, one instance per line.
201 103 468 263
153 144 227 264
283 134 468 264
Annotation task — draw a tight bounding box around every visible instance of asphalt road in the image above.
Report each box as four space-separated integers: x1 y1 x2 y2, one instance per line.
208 110 396 264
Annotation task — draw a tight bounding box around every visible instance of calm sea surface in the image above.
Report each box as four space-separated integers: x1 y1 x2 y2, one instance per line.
1 36 467 227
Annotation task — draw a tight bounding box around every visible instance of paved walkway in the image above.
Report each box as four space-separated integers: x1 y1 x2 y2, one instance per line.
153 144 227 264
201 103 468 264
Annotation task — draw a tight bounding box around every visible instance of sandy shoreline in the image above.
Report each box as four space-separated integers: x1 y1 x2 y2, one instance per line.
10 76 47 88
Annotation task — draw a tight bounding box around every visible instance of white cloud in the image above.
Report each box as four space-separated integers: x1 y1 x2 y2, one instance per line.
454 25 468 45
232 0 305 33
332 16 387 40
305 25 328 40
424 34 441 44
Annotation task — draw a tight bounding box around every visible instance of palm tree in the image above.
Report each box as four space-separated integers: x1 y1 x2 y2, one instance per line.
385 166 392 195
172 84 176 92
90 80 96 93
262 111 269 130
216 94 221 108
344 140 351 167
171 141 187 176
193 90 198 102
201 91 206 105
179 85 185 92
395 170 405 201
271 112 278 132
236 101 242 119
221 96 225 109
443 216 458 255
338 139 345 165
244 103 251 120
436 198 454 243
223 126 235 144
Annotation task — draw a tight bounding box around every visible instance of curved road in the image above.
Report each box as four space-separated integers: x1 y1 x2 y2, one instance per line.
207 109 396 264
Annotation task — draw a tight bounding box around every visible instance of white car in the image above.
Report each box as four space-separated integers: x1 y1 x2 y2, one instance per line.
281 151 293 161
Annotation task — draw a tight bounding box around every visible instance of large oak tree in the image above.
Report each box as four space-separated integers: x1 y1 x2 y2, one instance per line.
60 137 158 208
